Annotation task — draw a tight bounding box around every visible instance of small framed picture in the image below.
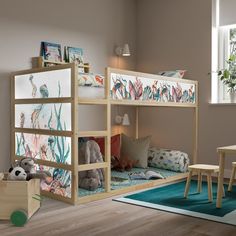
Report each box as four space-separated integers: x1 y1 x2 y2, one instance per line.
41 42 62 62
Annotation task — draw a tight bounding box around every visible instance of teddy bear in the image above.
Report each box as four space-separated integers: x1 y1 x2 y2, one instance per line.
16 157 51 180
79 140 105 191
79 170 100 191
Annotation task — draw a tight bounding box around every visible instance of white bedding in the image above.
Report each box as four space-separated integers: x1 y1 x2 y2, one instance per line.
78 86 105 99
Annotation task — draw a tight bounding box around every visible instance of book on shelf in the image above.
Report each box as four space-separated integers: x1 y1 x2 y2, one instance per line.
41 41 62 62
65 46 84 72
128 170 165 180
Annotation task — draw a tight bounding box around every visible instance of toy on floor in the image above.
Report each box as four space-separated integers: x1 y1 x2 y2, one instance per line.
111 155 138 172
79 140 105 191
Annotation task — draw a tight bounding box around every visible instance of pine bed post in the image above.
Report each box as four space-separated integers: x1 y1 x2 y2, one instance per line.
10 73 15 166
105 67 111 192
71 63 79 205
193 81 199 164
135 107 139 139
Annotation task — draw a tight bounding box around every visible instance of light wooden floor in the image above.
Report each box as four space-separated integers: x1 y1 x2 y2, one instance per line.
0 196 236 236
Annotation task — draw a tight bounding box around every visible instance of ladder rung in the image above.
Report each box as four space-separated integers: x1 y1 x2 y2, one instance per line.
78 131 108 137
78 98 108 105
78 162 109 171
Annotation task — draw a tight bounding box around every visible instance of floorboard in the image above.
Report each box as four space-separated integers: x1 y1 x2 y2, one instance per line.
0 196 235 236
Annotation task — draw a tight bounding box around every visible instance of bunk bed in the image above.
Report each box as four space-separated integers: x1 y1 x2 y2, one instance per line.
11 61 198 205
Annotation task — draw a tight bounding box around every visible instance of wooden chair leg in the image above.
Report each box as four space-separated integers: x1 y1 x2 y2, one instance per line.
197 171 202 193
228 166 236 192
207 173 213 202
184 171 192 198
222 184 225 198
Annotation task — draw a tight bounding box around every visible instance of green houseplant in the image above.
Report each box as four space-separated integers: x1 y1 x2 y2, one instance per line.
218 54 236 96
218 28 236 102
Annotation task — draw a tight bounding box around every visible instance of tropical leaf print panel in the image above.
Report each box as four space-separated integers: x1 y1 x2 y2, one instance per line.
110 73 195 103
15 132 71 164
15 103 71 131
15 68 71 99
110 73 136 100
38 165 71 198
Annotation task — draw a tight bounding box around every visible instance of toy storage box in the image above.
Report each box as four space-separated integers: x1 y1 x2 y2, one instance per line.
0 178 40 220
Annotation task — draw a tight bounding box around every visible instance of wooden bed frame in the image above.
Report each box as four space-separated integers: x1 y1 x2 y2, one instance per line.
11 60 198 205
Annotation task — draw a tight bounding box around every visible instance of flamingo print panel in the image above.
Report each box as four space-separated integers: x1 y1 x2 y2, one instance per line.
14 68 71 99
15 103 71 131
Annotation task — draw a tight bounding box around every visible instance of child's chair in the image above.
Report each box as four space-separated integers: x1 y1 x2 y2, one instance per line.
228 162 236 191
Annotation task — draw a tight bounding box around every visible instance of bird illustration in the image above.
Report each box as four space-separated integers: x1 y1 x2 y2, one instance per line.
40 84 49 98
29 75 37 98
31 107 42 128
20 112 25 128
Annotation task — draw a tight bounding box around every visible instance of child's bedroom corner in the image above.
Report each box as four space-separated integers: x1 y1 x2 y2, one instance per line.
0 0 236 235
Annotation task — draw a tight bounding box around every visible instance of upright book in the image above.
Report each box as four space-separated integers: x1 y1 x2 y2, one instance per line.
66 46 84 72
41 42 62 62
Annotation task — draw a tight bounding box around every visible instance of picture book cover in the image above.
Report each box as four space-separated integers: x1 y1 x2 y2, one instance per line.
67 46 84 66
41 42 62 62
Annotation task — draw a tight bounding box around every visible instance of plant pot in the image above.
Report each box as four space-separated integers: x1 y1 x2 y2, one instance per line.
229 91 236 103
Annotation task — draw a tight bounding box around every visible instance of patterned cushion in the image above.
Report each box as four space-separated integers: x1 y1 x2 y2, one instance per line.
148 148 189 173
158 70 186 79
78 73 104 87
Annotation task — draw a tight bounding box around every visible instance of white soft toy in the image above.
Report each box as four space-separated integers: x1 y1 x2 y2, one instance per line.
8 166 27 181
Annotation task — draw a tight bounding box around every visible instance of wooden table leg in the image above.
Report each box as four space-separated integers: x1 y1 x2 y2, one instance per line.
216 152 225 208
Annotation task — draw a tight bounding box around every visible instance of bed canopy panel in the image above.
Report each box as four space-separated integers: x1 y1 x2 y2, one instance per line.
11 63 198 205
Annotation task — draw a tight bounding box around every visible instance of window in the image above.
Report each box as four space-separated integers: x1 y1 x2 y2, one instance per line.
217 26 236 102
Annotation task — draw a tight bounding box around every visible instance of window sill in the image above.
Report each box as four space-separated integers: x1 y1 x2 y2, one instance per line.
209 102 236 106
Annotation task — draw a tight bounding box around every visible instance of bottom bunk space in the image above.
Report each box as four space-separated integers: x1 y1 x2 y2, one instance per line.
77 167 188 204
77 133 190 204
110 167 183 190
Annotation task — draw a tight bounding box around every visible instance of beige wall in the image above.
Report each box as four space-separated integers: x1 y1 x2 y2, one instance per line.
220 0 236 26
0 0 136 171
1 0 235 176
136 0 236 175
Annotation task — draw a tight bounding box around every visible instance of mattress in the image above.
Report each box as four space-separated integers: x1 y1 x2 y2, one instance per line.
78 167 181 197
78 86 105 99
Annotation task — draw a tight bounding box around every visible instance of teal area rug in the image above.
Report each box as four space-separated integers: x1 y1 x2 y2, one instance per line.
115 180 236 226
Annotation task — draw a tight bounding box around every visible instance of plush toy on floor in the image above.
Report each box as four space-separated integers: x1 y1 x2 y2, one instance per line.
16 157 51 180
111 155 138 172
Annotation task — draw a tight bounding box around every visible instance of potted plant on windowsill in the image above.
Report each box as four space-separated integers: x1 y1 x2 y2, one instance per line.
218 54 236 102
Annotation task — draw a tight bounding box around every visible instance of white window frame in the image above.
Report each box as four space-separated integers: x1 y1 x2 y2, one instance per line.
218 27 230 102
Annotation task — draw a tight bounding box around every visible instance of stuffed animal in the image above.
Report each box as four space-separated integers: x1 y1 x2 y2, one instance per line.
111 155 138 172
17 157 51 180
79 170 100 191
79 140 105 191
8 166 27 181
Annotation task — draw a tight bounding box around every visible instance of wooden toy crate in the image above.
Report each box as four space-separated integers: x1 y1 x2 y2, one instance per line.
0 175 40 221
